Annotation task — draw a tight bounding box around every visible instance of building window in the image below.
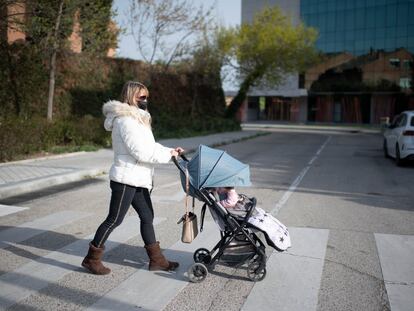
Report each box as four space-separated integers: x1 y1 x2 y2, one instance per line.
389 58 400 68
399 78 411 89
402 59 413 69
299 74 305 89
398 114 407 127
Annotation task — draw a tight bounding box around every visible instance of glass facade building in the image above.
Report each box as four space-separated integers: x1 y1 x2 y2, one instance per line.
300 0 414 55
241 0 414 124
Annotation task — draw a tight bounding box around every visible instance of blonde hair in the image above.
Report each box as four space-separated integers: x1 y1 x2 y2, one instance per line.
120 81 149 106
120 81 151 127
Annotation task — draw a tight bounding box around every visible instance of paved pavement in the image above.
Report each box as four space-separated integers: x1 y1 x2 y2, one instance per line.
0 130 263 200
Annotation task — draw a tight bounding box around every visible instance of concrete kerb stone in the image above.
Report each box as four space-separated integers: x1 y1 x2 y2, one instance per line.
0 168 107 200
0 151 88 167
241 123 381 134
0 131 264 200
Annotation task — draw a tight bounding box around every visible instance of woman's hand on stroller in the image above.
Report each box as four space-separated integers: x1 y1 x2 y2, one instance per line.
175 147 184 154
170 147 184 158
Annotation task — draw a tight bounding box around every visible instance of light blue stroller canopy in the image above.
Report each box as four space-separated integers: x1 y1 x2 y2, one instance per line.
179 145 251 197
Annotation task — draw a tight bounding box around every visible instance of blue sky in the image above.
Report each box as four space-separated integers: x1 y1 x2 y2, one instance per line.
112 0 241 60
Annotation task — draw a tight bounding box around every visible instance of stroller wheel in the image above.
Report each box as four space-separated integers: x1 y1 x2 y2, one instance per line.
247 256 266 282
188 263 208 283
194 248 211 264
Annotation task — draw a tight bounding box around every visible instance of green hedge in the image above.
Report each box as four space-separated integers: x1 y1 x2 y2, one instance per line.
0 115 240 162
0 116 110 162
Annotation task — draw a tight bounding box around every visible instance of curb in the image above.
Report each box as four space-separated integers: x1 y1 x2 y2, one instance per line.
0 168 107 200
0 151 88 167
241 124 380 134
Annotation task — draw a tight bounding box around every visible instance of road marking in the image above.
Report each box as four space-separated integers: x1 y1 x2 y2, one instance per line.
0 216 166 311
272 136 331 214
152 191 185 203
375 233 414 311
0 211 90 250
0 204 29 217
154 181 181 190
86 221 219 311
242 227 330 311
151 181 184 202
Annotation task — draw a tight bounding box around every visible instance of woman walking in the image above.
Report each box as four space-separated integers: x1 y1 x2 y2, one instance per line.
82 81 183 275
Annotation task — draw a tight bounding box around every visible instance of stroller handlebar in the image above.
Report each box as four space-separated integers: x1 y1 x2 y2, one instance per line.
171 153 189 175
244 197 257 222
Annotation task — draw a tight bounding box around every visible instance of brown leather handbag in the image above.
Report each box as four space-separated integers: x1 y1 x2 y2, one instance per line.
177 168 198 243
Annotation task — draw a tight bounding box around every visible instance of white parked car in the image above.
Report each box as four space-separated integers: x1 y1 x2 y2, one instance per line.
383 110 414 166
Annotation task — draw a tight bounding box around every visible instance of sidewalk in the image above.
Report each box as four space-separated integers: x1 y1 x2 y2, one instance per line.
0 130 263 200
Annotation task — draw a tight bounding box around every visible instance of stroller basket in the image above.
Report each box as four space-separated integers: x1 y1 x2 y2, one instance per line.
221 233 257 265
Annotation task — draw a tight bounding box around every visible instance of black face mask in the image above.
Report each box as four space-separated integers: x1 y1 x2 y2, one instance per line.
138 100 148 111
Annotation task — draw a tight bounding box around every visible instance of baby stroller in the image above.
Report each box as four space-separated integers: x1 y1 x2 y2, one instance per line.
173 145 279 283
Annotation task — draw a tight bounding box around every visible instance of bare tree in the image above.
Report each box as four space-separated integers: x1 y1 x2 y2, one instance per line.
127 0 214 68
46 0 64 121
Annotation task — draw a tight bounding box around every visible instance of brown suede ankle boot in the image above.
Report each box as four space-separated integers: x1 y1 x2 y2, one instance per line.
82 242 111 275
145 242 179 271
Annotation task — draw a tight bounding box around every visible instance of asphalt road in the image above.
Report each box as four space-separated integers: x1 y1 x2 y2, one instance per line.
1 129 413 311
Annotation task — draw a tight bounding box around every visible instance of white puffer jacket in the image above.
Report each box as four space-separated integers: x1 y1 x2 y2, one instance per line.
103 100 173 189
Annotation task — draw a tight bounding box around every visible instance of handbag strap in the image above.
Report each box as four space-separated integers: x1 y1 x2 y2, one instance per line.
185 167 190 216
200 203 207 232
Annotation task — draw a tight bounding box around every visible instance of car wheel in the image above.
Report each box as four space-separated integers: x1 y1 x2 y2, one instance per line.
395 144 404 167
383 139 389 158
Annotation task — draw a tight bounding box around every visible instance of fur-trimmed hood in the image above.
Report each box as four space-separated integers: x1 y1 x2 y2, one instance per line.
103 100 151 131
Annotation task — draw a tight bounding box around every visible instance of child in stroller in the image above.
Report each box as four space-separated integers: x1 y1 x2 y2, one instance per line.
214 187 291 252
215 187 238 208
173 145 291 283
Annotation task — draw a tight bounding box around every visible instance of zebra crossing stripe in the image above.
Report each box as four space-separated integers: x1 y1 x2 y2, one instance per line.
375 233 414 311
86 221 219 311
153 181 181 190
0 211 90 250
242 227 330 311
0 204 29 217
151 191 185 203
0 216 165 310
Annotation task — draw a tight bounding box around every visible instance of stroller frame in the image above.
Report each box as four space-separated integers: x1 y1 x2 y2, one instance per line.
173 155 267 283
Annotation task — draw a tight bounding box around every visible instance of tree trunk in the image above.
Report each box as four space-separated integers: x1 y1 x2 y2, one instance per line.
225 70 261 119
47 0 64 121
5 47 21 116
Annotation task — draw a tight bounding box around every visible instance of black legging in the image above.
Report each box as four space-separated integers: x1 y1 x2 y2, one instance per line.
92 180 156 247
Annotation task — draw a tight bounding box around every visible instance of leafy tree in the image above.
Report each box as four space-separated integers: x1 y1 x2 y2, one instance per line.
187 38 226 117
0 0 117 120
79 0 119 56
216 7 319 118
0 1 32 116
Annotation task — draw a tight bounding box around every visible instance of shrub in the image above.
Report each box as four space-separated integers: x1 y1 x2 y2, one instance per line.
0 116 110 162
